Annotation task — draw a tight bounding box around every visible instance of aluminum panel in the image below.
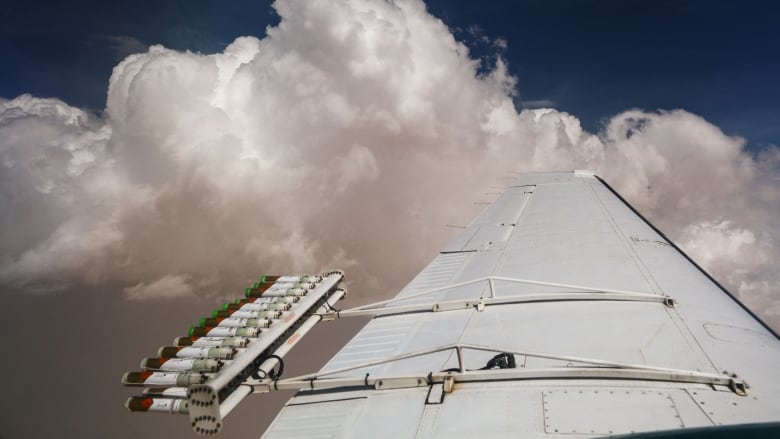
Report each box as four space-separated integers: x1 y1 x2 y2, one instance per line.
543 389 683 435
476 188 532 225
394 252 470 301
414 386 542 438
263 172 780 439
262 398 366 439
441 225 479 253
462 224 514 251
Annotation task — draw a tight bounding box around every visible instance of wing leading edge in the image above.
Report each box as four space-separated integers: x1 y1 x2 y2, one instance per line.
262 171 780 438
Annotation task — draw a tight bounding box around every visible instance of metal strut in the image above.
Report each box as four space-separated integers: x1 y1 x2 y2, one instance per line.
249 343 747 396
319 276 678 319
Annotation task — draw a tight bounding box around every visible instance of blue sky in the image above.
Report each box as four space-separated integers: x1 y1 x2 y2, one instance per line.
2 0 778 149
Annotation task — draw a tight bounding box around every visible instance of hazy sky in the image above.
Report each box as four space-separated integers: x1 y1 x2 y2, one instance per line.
1 1 778 438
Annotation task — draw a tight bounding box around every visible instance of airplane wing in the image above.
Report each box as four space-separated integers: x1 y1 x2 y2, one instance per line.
260 171 780 437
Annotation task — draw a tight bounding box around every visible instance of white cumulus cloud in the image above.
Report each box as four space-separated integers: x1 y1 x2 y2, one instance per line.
0 0 777 328
124 274 195 301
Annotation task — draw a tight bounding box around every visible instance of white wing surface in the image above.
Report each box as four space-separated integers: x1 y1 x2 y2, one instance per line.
262 171 780 438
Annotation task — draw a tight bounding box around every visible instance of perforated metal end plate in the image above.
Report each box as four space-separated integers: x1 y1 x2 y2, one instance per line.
188 385 222 435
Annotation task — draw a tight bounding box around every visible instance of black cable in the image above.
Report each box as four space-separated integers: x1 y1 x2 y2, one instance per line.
267 354 285 379
439 353 517 373
479 352 516 370
323 300 342 313
251 354 285 380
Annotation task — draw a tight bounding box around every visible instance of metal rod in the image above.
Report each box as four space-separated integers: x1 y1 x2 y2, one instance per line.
334 276 657 317
277 341 715 385
490 276 656 297
341 276 491 312
282 344 458 382
455 343 704 375
328 291 672 318
260 367 740 395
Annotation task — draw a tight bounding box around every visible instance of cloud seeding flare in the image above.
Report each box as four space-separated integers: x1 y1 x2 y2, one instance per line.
1 0 778 327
